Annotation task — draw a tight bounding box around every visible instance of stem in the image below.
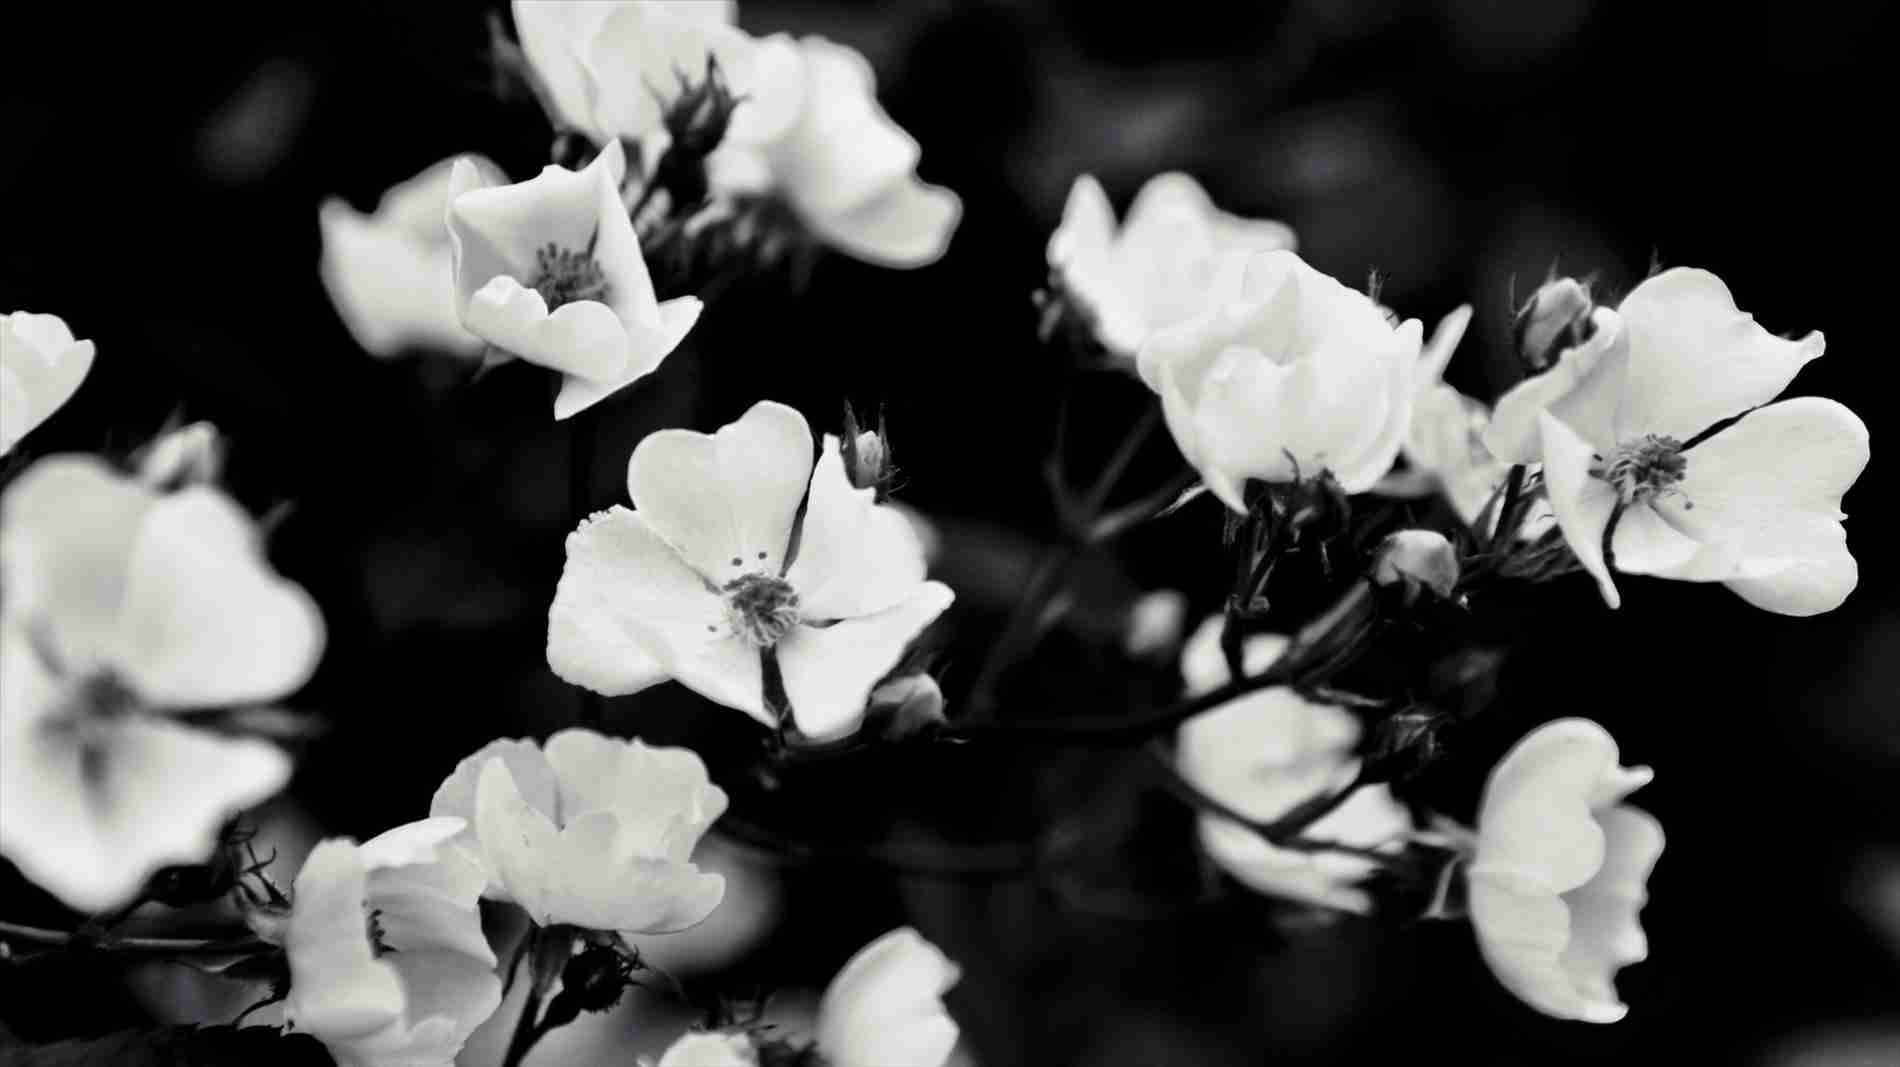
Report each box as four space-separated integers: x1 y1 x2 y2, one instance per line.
965 408 1163 719
946 579 1376 745
0 920 266 957
499 984 551 1067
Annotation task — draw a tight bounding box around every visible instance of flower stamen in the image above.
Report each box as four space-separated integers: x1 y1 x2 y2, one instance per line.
1594 435 1689 506
529 240 611 311
723 573 801 648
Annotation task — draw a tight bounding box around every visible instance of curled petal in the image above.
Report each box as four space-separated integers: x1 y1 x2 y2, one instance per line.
461 276 634 382
1473 719 1652 897
552 296 702 420
429 738 560 896
1536 412 1621 609
817 927 961 1067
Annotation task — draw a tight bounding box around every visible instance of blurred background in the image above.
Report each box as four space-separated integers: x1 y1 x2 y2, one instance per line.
1 1 1893 1064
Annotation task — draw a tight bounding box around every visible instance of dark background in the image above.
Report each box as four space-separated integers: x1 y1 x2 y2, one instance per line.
2 1 1894 1064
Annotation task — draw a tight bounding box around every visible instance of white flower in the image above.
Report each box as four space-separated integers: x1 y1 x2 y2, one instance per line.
653 1030 759 1067
1174 617 1411 913
1137 250 1423 510
429 728 728 933
1122 588 1188 661
1468 718 1663 1023
0 456 322 911
547 401 954 743
816 927 961 1067
1371 529 1460 599
1047 173 1295 359
283 817 503 1067
709 35 961 268
319 158 493 360
1 312 94 455
1483 268 1868 615
446 139 702 419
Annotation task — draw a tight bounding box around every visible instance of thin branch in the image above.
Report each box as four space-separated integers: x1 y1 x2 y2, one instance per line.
0 920 267 958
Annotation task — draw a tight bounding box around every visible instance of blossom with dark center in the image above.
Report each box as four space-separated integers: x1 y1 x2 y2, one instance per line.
547 401 953 742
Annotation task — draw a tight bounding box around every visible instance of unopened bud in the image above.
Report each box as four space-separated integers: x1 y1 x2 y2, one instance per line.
866 673 945 740
1364 709 1448 782
647 55 742 212
136 421 225 489
838 406 895 495
1123 590 1188 661
1513 277 1596 372
1372 530 1460 600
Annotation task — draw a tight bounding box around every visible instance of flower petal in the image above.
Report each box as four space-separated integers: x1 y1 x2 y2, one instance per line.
509 0 619 136
541 729 728 855
547 505 726 699
772 37 921 221
1177 614 1290 696
1473 718 1651 897
286 840 406 1041
783 436 928 621
552 296 702 420
113 488 325 709
817 928 961 1067
1612 267 1825 441
1537 412 1622 609
429 738 559 896
809 176 961 269
1557 805 1663 1013
0 312 95 454
776 582 954 743
627 400 814 584
1196 782 1409 913
1483 308 1624 464
1656 396 1868 616
461 275 633 381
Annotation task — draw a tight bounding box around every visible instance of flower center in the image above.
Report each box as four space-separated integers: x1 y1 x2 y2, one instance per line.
529 241 610 311
723 573 801 648
1595 434 1688 505
365 907 395 958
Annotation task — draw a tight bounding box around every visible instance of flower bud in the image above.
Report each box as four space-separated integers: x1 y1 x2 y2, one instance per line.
866 673 946 740
1371 530 1460 600
647 55 742 213
1512 277 1596 372
838 406 894 495
136 421 225 490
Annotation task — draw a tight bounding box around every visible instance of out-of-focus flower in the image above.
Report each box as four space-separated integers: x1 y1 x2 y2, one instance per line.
1175 617 1411 912
1138 250 1422 510
135 421 226 489
0 456 322 911
1047 173 1295 359
283 817 502 1067
430 728 727 933
1 312 94 455
547 401 954 743
1468 718 1663 1023
1484 268 1867 614
866 672 946 740
1123 588 1188 661
815 927 961 1067
446 140 702 419
653 1030 758 1067
710 36 961 268
320 159 494 360
1371 529 1460 599
1513 277 1598 372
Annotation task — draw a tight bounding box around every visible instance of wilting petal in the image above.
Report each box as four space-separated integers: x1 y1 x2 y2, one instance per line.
1657 397 1868 616
816 928 961 1067
627 401 814 583
0 312 95 455
784 438 928 621
1612 267 1825 442
776 582 954 743
546 506 724 699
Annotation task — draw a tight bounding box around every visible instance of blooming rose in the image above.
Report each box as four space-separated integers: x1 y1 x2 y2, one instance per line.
446 139 702 419
1483 268 1868 615
284 818 503 1067
1174 617 1411 912
547 401 954 743
1 311 94 455
1137 249 1423 510
319 158 492 359
815 927 962 1067
0 455 322 911
430 728 728 933
1047 173 1295 359
1468 718 1663 1023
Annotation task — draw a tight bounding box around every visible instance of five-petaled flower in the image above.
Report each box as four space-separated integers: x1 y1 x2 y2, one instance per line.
1175 617 1412 913
446 139 702 419
283 817 503 1067
1047 173 1295 360
548 401 954 743
1 311 94 456
430 728 728 933
0 454 323 911
1483 267 1868 615
320 157 495 360
1137 249 1423 511
1467 718 1663 1023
